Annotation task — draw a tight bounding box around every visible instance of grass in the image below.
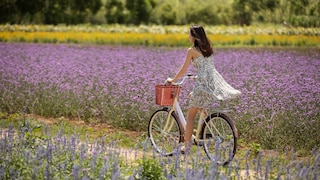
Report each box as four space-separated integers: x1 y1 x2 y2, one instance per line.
0 112 144 148
0 112 256 160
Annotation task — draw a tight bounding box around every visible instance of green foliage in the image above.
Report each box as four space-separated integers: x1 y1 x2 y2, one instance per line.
15 0 44 17
136 158 165 180
105 0 128 24
125 0 153 25
1 0 319 27
43 0 102 25
150 1 177 25
0 0 18 24
249 142 262 156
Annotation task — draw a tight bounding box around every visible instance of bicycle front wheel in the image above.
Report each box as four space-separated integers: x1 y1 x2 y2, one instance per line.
201 113 237 166
148 108 183 156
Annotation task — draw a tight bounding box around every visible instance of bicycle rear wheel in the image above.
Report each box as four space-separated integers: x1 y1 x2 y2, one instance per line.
148 108 183 156
201 113 237 166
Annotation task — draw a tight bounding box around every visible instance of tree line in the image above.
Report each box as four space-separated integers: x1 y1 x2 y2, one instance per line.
1 0 319 27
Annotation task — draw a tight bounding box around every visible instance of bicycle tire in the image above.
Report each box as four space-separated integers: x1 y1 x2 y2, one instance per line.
201 113 237 166
148 108 183 156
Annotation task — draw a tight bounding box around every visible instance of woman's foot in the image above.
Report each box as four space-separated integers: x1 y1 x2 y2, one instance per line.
180 144 191 154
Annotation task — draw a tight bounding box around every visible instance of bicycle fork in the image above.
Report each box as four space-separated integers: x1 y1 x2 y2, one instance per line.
162 108 176 134
195 110 228 146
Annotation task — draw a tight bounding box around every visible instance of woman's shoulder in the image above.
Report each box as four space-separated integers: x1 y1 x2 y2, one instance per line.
187 47 203 58
188 47 200 52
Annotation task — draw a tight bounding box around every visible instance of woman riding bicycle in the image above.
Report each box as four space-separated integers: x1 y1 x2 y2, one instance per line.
166 25 241 153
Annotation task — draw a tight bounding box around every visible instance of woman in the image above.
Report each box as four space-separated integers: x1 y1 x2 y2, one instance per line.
166 25 241 153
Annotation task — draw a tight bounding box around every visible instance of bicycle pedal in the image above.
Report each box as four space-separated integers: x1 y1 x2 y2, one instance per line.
205 134 213 138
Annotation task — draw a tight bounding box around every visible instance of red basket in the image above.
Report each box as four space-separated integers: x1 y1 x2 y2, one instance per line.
155 85 181 106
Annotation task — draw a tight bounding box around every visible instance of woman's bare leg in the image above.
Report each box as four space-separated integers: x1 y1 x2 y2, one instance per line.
185 107 199 148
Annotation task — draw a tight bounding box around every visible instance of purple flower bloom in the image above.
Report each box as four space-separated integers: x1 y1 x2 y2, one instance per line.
0 43 319 151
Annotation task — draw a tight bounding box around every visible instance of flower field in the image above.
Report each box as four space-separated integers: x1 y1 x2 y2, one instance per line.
1 24 320 47
1 43 319 153
0 42 320 179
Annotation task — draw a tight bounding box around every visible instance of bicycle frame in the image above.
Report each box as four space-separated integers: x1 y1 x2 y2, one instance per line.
163 75 238 143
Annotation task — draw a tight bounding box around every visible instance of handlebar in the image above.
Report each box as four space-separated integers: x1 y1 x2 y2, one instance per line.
170 74 197 86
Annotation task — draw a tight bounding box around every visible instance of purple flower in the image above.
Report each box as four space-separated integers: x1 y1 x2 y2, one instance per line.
0 43 319 151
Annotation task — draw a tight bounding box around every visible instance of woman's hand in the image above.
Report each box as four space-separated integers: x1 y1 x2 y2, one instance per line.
166 77 174 84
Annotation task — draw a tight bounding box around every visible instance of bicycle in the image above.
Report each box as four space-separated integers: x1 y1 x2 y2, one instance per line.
148 74 239 166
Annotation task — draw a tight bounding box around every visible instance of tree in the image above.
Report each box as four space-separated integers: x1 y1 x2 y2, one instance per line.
43 0 69 24
15 0 45 23
0 0 17 23
105 0 127 24
43 0 102 24
67 0 102 24
288 0 320 27
290 0 310 15
125 0 154 24
88 0 102 15
232 0 280 25
15 0 44 16
232 0 252 26
151 2 177 25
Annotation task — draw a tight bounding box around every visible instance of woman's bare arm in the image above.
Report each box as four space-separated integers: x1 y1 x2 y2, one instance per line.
167 48 197 83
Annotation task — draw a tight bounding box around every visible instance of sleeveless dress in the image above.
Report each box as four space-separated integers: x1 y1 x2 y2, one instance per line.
189 55 241 108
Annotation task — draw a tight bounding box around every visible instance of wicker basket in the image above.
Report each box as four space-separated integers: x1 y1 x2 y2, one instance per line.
155 85 181 106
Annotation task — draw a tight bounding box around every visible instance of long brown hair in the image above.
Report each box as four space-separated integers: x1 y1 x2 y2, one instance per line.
190 25 213 57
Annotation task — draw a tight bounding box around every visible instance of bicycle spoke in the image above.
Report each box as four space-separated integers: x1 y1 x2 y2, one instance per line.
202 114 237 166
148 109 182 156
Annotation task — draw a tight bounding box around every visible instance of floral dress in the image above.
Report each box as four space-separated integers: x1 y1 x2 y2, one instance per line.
189 55 241 108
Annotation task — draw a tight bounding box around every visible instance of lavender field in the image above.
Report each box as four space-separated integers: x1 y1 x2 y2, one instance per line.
0 43 319 152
